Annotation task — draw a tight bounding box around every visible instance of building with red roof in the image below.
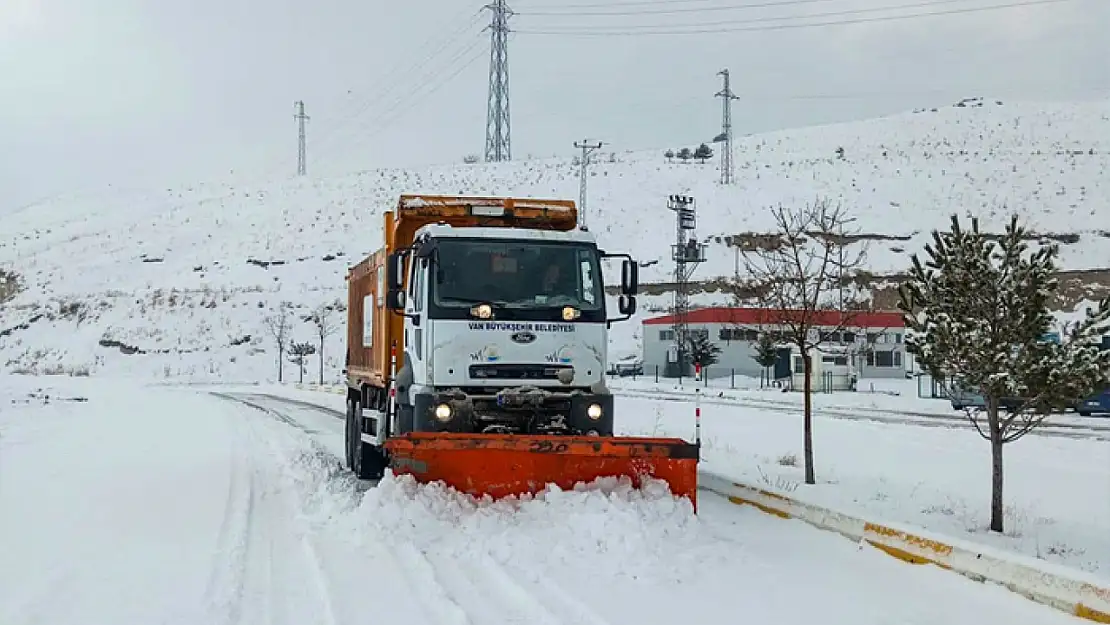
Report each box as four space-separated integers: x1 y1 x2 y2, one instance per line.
641 306 910 381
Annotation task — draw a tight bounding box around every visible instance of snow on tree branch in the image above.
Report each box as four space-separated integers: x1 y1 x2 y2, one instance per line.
897 212 1110 533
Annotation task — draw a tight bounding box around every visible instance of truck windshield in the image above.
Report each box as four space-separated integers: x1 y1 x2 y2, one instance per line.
432 239 603 311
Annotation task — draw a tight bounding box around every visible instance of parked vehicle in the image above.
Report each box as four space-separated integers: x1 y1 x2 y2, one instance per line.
1076 387 1110 417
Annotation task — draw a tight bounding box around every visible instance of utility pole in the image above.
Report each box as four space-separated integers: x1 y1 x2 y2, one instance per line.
668 194 707 380
715 69 739 185
484 0 512 162
574 139 604 230
294 100 310 176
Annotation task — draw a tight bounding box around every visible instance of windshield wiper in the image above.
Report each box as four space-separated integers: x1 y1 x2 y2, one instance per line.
439 296 511 307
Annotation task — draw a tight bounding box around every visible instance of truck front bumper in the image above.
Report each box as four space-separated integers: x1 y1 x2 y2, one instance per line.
411 387 614 436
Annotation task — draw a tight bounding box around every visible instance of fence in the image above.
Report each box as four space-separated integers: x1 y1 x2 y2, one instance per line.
606 365 854 394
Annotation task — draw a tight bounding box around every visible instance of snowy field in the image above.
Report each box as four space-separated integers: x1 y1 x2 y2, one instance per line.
0 374 1091 625
3 97 1110 372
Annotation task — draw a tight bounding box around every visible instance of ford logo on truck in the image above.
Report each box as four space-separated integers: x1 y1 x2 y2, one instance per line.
511 331 536 344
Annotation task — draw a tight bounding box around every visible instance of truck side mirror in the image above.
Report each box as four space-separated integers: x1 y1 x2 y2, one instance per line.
386 289 406 311
386 251 405 291
618 294 636 316
621 259 639 296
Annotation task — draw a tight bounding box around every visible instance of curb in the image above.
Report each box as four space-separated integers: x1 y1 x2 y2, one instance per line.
286 381 1110 623
698 472 1110 623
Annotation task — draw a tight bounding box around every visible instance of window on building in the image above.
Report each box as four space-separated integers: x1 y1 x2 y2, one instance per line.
843 331 856 343
793 356 806 374
659 330 674 341
719 328 732 341
745 329 759 341
894 351 902 367
894 333 903 344
874 350 895 367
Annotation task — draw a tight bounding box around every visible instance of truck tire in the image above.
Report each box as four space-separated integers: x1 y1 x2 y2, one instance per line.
347 395 387 480
345 396 359 470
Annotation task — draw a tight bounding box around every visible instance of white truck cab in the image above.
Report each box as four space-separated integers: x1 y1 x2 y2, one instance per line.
385 223 639 437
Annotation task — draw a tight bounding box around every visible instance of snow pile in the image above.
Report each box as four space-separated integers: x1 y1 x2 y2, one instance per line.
610 393 1110 580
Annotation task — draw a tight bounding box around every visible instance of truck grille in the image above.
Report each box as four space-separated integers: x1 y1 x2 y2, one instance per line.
469 364 570 380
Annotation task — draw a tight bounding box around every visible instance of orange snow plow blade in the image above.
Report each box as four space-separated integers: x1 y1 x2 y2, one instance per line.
384 433 700 511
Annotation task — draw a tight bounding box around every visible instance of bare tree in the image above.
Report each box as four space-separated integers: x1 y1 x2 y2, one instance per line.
264 301 293 382
307 301 340 385
730 198 870 484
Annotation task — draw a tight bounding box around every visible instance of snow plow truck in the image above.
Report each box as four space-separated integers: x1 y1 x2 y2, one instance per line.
343 194 700 509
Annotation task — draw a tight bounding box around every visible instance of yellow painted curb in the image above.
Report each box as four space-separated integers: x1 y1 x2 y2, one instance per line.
699 472 1110 623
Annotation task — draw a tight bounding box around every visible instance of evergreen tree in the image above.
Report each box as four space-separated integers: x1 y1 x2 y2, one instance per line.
664 149 675 163
685 332 721 369
676 147 693 163
288 340 317 383
694 143 714 163
753 331 778 367
753 331 779 387
898 214 1110 533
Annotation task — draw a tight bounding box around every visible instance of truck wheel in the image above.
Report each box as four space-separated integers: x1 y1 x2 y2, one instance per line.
347 397 387 480
345 396 359 470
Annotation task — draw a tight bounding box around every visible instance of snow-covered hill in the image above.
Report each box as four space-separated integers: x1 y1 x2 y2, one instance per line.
2 96 1108 379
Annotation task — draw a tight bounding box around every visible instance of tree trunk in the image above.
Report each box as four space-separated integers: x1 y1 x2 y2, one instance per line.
277 348 284 383
319 338 325 385
988 398 1005 532
802 350 815 485
298 361 304 383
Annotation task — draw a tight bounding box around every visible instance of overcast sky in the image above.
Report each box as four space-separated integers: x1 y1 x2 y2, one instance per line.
1 0 1106 212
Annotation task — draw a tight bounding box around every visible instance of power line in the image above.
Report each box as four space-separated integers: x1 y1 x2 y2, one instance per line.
514 0 1078 35
517 0 974 16
525 0 842 8
321 39 490 164
310 9 486 154
312 35 486 164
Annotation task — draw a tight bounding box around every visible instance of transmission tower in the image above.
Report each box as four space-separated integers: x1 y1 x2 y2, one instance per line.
294 100 310 176
484 0 512 162
574 139 604 230
668 194 707 379
715 69 739 185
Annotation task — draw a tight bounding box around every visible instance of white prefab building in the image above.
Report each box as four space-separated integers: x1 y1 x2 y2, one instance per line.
641 307 909 382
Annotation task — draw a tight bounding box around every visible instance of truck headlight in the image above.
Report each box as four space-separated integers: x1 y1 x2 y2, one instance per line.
562 306 580 321
434 403 453 422
586 403 602 420
470 303 493 319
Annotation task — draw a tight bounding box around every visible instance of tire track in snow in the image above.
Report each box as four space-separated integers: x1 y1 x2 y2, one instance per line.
416 546 579 625
470 550 615 625
202 412 255 625
203 394 341 625
387 541 474 625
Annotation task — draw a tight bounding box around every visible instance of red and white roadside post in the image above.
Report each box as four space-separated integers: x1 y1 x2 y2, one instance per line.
694 362 702 447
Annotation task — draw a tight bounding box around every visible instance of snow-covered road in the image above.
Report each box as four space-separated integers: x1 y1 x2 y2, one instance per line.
0 378 1089 624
